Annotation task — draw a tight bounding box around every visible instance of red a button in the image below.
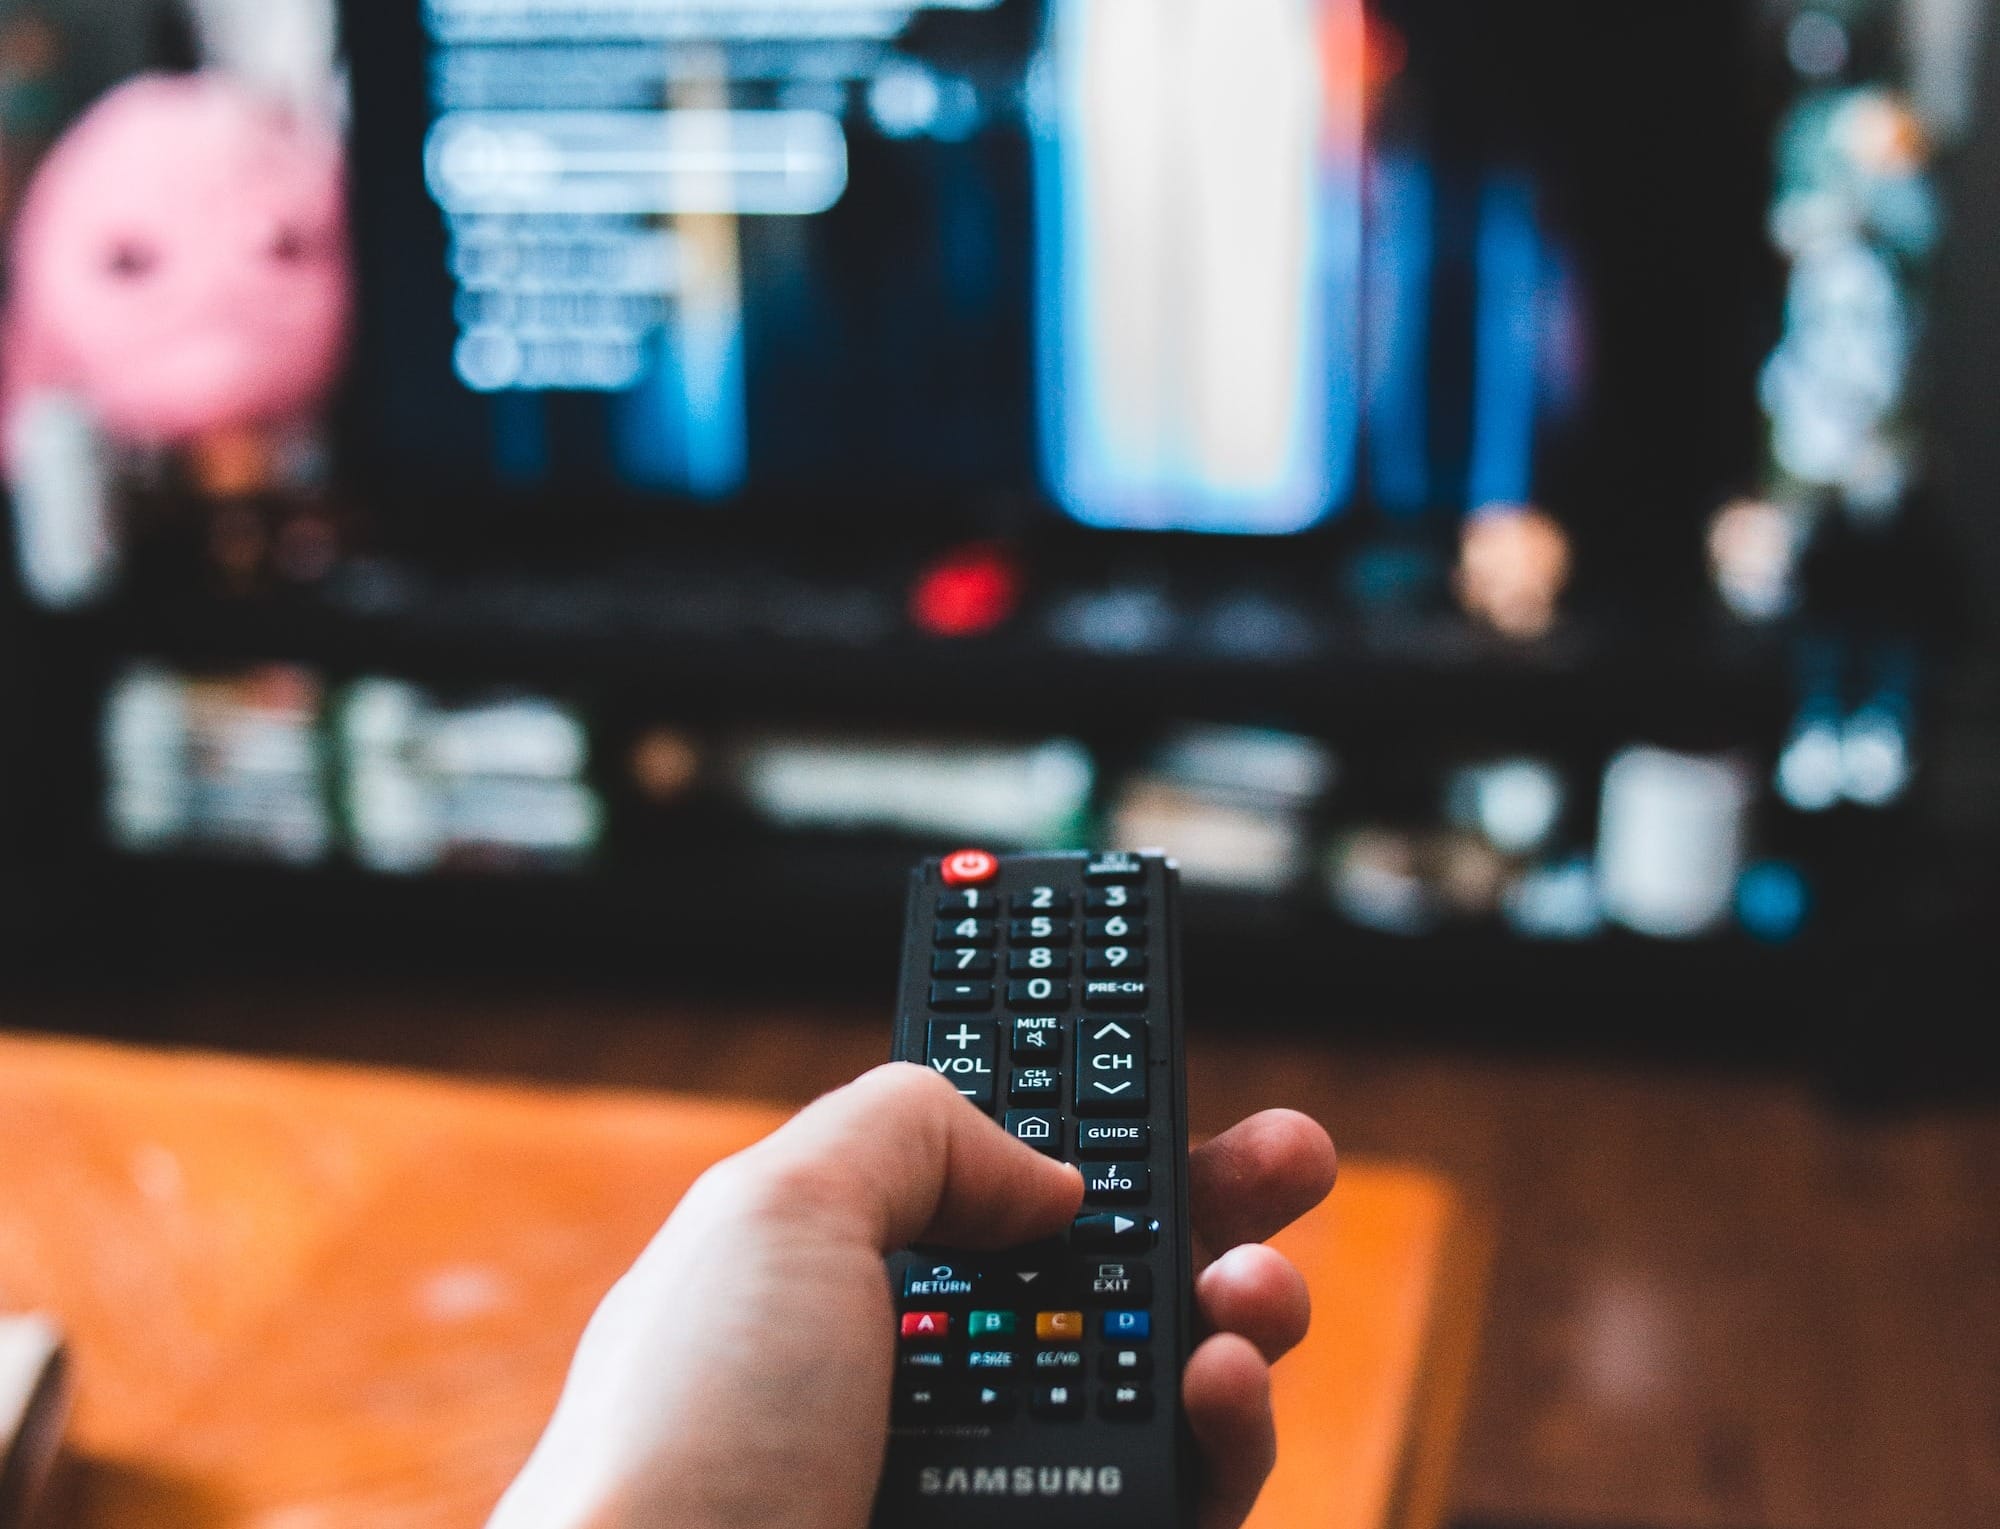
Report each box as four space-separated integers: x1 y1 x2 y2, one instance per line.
941 849 998 886
901 1311 950 1340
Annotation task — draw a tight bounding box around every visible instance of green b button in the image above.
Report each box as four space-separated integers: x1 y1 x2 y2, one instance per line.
968 1310 1016 1338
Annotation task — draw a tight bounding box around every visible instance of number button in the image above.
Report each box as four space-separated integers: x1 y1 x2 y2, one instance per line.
1008 978 1069 1009
933 948 996 976
1008 947 1070 975
1009 917 1072 946
937 889 994 914
1085 947 1145 975
1010 887 1073 914
935 918 996 947
1085 887 1147 913
1084 917 1144 944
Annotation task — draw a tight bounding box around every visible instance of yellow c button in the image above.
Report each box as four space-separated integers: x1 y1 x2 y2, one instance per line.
1035 1310 1085 1342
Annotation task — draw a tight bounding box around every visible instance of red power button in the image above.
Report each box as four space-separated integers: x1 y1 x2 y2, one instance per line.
941 848 999 886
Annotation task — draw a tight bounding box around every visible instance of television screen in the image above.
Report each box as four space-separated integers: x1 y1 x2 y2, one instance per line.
342 0 1772 551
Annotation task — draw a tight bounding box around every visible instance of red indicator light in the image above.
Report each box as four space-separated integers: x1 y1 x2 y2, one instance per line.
910 545 1020 638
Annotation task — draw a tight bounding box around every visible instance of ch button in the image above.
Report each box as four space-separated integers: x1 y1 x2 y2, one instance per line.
1076 1018 1147 1115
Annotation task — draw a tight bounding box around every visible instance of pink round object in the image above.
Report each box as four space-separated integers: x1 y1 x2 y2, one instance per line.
3 72 351 449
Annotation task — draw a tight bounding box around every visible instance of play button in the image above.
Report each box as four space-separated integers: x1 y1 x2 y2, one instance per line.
1070 1212 1158 1252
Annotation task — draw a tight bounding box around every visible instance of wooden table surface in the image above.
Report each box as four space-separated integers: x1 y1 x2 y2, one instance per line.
0 1033 1488 1529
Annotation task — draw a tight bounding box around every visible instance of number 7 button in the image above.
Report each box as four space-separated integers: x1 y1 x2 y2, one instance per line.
1076 1017 1147 1115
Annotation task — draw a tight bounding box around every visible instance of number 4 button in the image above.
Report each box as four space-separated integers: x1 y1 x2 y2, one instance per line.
1076 1018 1147 1115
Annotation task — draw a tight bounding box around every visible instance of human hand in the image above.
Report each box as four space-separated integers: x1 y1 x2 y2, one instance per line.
490 1063 1336 1529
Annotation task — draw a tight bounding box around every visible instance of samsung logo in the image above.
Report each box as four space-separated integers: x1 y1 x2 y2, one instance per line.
918 1465 1124 1498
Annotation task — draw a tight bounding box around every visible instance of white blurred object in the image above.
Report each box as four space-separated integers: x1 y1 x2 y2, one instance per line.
1108 779 1305 893
1152 725 1335 806
1840 708 1912 807
5 392 116 610
735 736 1093 845
342 679 600 873
0 1314 70 1528
1761 239 1910 491
1706 499 1806 622
1776 720 1845 813
103 666 330 864
1446 758 1565 856
189 0 341 115
1503 857 1606 941
1326 831 1435 936
1903 0 1991 142
1597 748 1752 939
103 668 193 851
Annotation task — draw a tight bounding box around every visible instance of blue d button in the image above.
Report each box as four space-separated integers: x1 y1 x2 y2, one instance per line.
1102 1309 1150 1341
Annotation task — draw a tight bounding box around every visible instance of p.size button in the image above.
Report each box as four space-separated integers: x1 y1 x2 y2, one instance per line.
926 1019 997 1109
1076 1017 1147 1114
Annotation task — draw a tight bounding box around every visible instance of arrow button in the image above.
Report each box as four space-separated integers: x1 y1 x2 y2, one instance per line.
1075 1015 1147 1116
1071 1212 1159 1252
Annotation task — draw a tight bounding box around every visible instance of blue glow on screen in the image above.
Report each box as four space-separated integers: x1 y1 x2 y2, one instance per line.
1468 174 1544 511
1364 153 1435 517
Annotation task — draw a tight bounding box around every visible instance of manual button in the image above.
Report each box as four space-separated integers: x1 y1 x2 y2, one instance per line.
1076 1018 1147 1115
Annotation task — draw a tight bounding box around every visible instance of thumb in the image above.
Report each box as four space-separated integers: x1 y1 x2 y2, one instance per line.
748 1062 1083 1251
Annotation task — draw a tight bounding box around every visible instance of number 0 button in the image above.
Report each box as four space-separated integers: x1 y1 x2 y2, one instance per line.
1008 979 1068 1008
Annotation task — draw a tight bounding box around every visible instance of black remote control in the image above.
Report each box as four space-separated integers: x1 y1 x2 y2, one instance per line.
873 849 1193 1529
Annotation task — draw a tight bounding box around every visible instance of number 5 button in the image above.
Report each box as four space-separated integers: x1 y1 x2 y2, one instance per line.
1076 1017 1147 1114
